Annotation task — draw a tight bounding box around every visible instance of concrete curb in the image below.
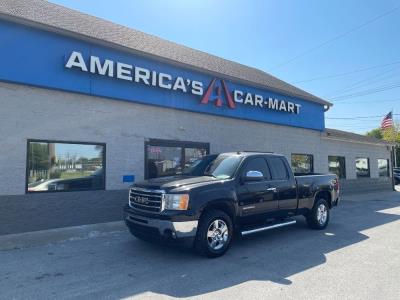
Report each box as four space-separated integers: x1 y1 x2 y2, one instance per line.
0 221 127 251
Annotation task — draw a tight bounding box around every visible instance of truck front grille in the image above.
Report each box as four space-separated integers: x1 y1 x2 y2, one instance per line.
129 187 164 213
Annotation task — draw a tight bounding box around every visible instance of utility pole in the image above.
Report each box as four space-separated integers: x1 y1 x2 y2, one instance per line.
394 109 397 168
389 109 397 168
386 110 397 190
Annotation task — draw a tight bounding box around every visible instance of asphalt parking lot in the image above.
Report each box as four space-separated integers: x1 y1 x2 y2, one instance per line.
1 192 400 300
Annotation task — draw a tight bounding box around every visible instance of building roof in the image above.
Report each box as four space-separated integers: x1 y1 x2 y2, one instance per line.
325 128 393 146
0 0 332 107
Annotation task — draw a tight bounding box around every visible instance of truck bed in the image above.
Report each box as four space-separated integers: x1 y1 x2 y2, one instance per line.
295 173 339 211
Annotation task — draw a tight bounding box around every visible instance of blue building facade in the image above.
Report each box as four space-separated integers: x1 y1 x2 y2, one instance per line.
0 20 325 131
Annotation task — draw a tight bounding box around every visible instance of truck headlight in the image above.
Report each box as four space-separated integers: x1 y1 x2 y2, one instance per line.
164 194 189 210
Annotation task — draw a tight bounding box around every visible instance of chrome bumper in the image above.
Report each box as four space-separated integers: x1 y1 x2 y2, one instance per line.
124 212 198 238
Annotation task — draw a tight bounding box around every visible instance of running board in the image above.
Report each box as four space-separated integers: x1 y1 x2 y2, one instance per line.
241 219 297 236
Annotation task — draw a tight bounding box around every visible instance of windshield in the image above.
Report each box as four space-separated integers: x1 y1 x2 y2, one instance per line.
181 154 242 179
204 154 242 179
182 154 218 176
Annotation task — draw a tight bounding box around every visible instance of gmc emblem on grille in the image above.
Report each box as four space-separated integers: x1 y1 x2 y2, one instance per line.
133 196 149 205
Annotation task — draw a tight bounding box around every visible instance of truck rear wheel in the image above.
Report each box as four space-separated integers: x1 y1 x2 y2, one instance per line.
306 198 330 230
194 209 233 258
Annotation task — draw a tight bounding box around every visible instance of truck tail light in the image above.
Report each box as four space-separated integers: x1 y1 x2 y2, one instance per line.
333 178 339 191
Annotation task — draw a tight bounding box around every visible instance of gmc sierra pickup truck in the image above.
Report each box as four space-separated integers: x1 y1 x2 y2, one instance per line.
124 152 339 257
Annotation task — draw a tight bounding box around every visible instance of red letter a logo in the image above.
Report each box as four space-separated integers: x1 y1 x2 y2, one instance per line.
200 79 236 109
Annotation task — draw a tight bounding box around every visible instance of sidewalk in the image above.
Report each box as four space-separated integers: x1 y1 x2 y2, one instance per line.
340 189 399 202
0 221 126 251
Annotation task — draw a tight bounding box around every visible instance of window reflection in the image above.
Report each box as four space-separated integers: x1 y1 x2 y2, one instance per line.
356 158 370 178
145 141 209 179
27 141 105 192
291 154 314 174
184 148 208 169
147 146 182 178
378 159 389 177
328 156 346 179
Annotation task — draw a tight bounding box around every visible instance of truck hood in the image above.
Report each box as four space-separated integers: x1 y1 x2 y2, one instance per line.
133 175 219 191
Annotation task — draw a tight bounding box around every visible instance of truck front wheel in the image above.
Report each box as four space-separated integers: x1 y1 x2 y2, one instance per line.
194 209 233 258
306 198 330 230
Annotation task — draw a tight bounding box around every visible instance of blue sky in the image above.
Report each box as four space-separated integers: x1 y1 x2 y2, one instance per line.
50 0 400 134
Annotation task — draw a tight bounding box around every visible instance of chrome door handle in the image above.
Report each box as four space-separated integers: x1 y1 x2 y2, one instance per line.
266 187 277 192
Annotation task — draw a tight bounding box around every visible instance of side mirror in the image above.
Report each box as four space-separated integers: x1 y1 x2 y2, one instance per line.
243 170 264 182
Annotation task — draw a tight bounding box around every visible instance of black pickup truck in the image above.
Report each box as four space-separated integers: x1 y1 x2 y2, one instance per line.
124 152 339 257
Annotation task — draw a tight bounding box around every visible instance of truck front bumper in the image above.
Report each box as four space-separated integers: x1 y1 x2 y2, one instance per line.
123 206 198 244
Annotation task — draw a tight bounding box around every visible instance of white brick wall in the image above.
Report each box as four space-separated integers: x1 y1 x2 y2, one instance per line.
0 82 391 195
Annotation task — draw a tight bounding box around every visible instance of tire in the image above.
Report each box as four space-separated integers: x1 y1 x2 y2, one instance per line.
194 209 233 258
306 198 330 230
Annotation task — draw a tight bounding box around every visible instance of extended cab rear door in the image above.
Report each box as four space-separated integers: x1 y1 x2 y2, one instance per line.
265 156 298 216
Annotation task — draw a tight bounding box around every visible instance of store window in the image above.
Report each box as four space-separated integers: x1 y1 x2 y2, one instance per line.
378 159 389 177
145 139 209 179
184 148 208 169
356 158 370 178
27 140 105 193
291 154 314 174
328 156 346 179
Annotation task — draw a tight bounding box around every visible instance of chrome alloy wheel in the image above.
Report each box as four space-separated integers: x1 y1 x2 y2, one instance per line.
207 219 229 250
317 203 328 225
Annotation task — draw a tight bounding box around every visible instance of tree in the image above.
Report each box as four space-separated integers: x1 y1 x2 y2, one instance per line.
28 143 49 171
382 125 400 167
365 123 400 167
28 143 50 182
366 128 383 139
382 124 400 143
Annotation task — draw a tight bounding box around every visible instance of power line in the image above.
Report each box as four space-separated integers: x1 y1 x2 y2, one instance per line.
326 113 400 120
269 5 400 71
328 125 379 128
327 119 382 121
327 125 381 129
334 71 398 95
334 97 400 104
329 83 400 101
326 117 400 126
325 122 385 128
326 117 383 120
291 60 400 84
327 122 380 126
326 66 399 97
326 126 379 131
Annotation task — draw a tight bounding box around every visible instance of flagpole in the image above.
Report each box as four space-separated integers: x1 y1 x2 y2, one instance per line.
389 108 396 190
393 108 397 168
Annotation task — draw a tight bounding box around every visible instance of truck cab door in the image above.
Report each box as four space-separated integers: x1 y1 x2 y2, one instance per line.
236 157 279 223
266 156 298 217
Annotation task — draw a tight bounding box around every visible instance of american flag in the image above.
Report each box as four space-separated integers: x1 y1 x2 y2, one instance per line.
381 111 393 129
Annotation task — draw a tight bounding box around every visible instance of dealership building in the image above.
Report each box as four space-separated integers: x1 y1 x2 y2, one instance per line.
0 0 394 235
